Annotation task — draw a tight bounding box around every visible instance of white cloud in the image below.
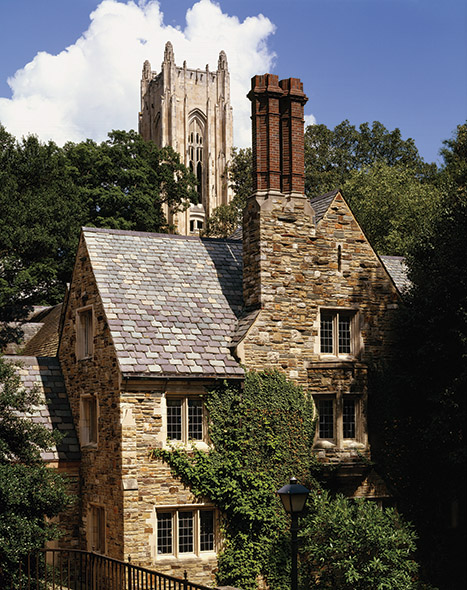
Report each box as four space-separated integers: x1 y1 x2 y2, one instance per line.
0 0 276 147
304 113 317 128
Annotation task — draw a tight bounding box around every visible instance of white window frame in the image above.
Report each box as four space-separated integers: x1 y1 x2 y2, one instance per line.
319 308 359 359
80 394 98 448
165 397 206 444
76 306 94 360
88 503 106 554
155 506 217 559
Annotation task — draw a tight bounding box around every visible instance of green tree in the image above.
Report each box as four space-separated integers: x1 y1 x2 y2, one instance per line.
0 356 71 586
0 129 83 344
300 491 420 590
371 123 467 590
64 130 198 232
202 147 252 237
342 162 441 255
304 120 435 198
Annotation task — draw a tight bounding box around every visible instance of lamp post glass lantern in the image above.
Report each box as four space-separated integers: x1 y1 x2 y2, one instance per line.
277 477 310 590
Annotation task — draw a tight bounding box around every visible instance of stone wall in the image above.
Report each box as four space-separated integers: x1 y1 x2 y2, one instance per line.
240 190 399 461
59 236 125 559
119 378 218 586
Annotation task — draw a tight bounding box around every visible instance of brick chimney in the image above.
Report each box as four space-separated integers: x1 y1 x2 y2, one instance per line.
243 74 314 310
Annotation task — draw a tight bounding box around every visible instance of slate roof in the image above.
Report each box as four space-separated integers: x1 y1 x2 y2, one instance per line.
379 256 411 293
22 304 62 357
309 189 340 222
4 356 80 463
83 228 245 378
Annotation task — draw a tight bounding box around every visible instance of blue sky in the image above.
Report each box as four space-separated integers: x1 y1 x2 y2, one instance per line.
0 0 465 164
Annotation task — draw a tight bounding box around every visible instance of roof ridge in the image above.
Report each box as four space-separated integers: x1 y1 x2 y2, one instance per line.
81 226 240 243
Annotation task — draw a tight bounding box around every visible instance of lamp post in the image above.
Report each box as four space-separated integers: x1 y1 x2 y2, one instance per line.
277 477 310 590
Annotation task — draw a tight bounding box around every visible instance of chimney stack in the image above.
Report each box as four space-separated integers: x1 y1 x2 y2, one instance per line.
248 74 308 195
243 74 313 311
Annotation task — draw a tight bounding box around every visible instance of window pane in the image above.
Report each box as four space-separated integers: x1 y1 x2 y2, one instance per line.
188 400 203 440
157 513 173 554
318 399 334 439
343 398 356 438
200 510 214 552
320 313 334 353
167 399 182 440
179 511 194 553
338 314 351 354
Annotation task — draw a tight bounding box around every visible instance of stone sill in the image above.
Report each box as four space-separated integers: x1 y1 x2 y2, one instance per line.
306 359 367 370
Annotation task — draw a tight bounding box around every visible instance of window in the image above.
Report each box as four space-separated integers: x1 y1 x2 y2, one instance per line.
315 395 362 447
76 307 94 359
188 117 205 204
343 398 356 439
320 309 357 357
189 218 204 234
80 394 98 447
88 504 105 553
156 508 215 558
166 398 204 443
317 398 334 439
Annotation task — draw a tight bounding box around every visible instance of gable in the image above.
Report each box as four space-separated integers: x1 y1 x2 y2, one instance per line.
311 190 408 294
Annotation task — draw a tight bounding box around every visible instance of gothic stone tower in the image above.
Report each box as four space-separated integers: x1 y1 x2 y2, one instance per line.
139 41 233 235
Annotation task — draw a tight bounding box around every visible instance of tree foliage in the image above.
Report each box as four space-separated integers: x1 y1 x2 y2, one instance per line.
64 130 198 232
300 491 420 590
154 370 424 590
202 147 252 238
342 162 441 255
0 356 72 586
371 123 467 590
304 120 435 198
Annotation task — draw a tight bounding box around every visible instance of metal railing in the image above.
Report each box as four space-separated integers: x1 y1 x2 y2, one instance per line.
14 549 213 590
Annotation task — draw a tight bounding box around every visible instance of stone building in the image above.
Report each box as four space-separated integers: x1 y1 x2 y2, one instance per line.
6 71 407 584
139 42 233 235
50 72 405 584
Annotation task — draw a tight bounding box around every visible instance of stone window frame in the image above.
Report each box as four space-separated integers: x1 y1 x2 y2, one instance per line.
318 307 361 359
87 503 106 554
313 393 365 450
154 505 217 560
80 393 99 448
76 305 94 360
163 395 209 448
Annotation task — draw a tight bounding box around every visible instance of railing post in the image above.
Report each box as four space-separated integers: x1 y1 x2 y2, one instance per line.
183 570 188 590
127 555 132 590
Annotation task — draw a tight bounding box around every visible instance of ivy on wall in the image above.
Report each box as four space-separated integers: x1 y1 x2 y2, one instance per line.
153 370 320 589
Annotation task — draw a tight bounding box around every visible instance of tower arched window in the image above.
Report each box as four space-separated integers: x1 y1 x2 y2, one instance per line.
188 117 205 204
